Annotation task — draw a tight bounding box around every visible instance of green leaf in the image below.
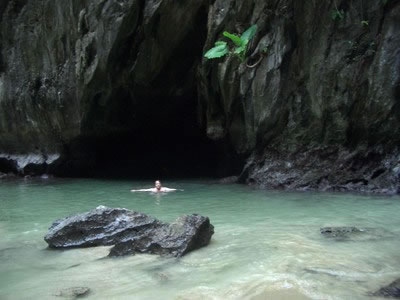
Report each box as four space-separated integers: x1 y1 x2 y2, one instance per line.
204 41 229 59
204 24 258 62
240 24 257 43
223 31 243 47
233 44 246 55
214 41 226 46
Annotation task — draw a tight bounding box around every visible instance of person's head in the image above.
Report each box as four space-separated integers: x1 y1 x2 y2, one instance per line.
155 180 162 190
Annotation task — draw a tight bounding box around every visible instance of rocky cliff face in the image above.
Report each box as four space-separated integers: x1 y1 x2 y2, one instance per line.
0 0 215 177
0 0 399 193
198 0 400 193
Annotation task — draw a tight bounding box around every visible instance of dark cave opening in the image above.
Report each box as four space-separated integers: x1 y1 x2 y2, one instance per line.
47 4 245 180
55 90 223 179
96 92 221 179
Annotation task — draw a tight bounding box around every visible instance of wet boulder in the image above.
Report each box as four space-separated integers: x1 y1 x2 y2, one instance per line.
44 206 214 257
44 206 162 248
109 214 214 257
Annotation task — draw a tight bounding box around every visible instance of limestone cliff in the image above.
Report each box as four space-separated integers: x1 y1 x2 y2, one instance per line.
198 0 400 193
0 0 399 193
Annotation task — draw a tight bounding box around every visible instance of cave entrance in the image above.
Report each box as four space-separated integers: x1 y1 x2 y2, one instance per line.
90 90 221 179
55 5 243 180
58 93 237 180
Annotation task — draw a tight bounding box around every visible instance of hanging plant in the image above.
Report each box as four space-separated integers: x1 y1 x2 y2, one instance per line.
204 25 258 62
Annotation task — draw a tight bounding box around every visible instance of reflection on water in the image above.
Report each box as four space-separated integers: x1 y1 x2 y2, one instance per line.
0 178 400 299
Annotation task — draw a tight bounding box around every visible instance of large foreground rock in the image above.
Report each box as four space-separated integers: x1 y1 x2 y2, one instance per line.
44 206 214 257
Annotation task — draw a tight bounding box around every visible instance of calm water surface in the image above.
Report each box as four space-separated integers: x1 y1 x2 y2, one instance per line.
1 178 400 299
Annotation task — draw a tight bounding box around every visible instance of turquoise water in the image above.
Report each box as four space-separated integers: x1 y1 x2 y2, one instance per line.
1 178 400 299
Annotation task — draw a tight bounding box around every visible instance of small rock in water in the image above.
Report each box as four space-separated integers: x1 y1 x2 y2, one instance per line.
320 226 363 239
370 278 400 298
54 286 90 298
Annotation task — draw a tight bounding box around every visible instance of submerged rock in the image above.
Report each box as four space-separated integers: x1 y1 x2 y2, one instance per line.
370 278 400 298
44 206 214 257
54 286 90 298
320 226 395 242
320 226 364 238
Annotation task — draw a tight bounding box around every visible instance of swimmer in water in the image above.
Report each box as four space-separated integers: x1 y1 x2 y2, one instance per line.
130 180 178 192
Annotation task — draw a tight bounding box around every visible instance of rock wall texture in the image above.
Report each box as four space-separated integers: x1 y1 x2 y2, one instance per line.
199 0 400 193
0 0 211 177
0 0 399 193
